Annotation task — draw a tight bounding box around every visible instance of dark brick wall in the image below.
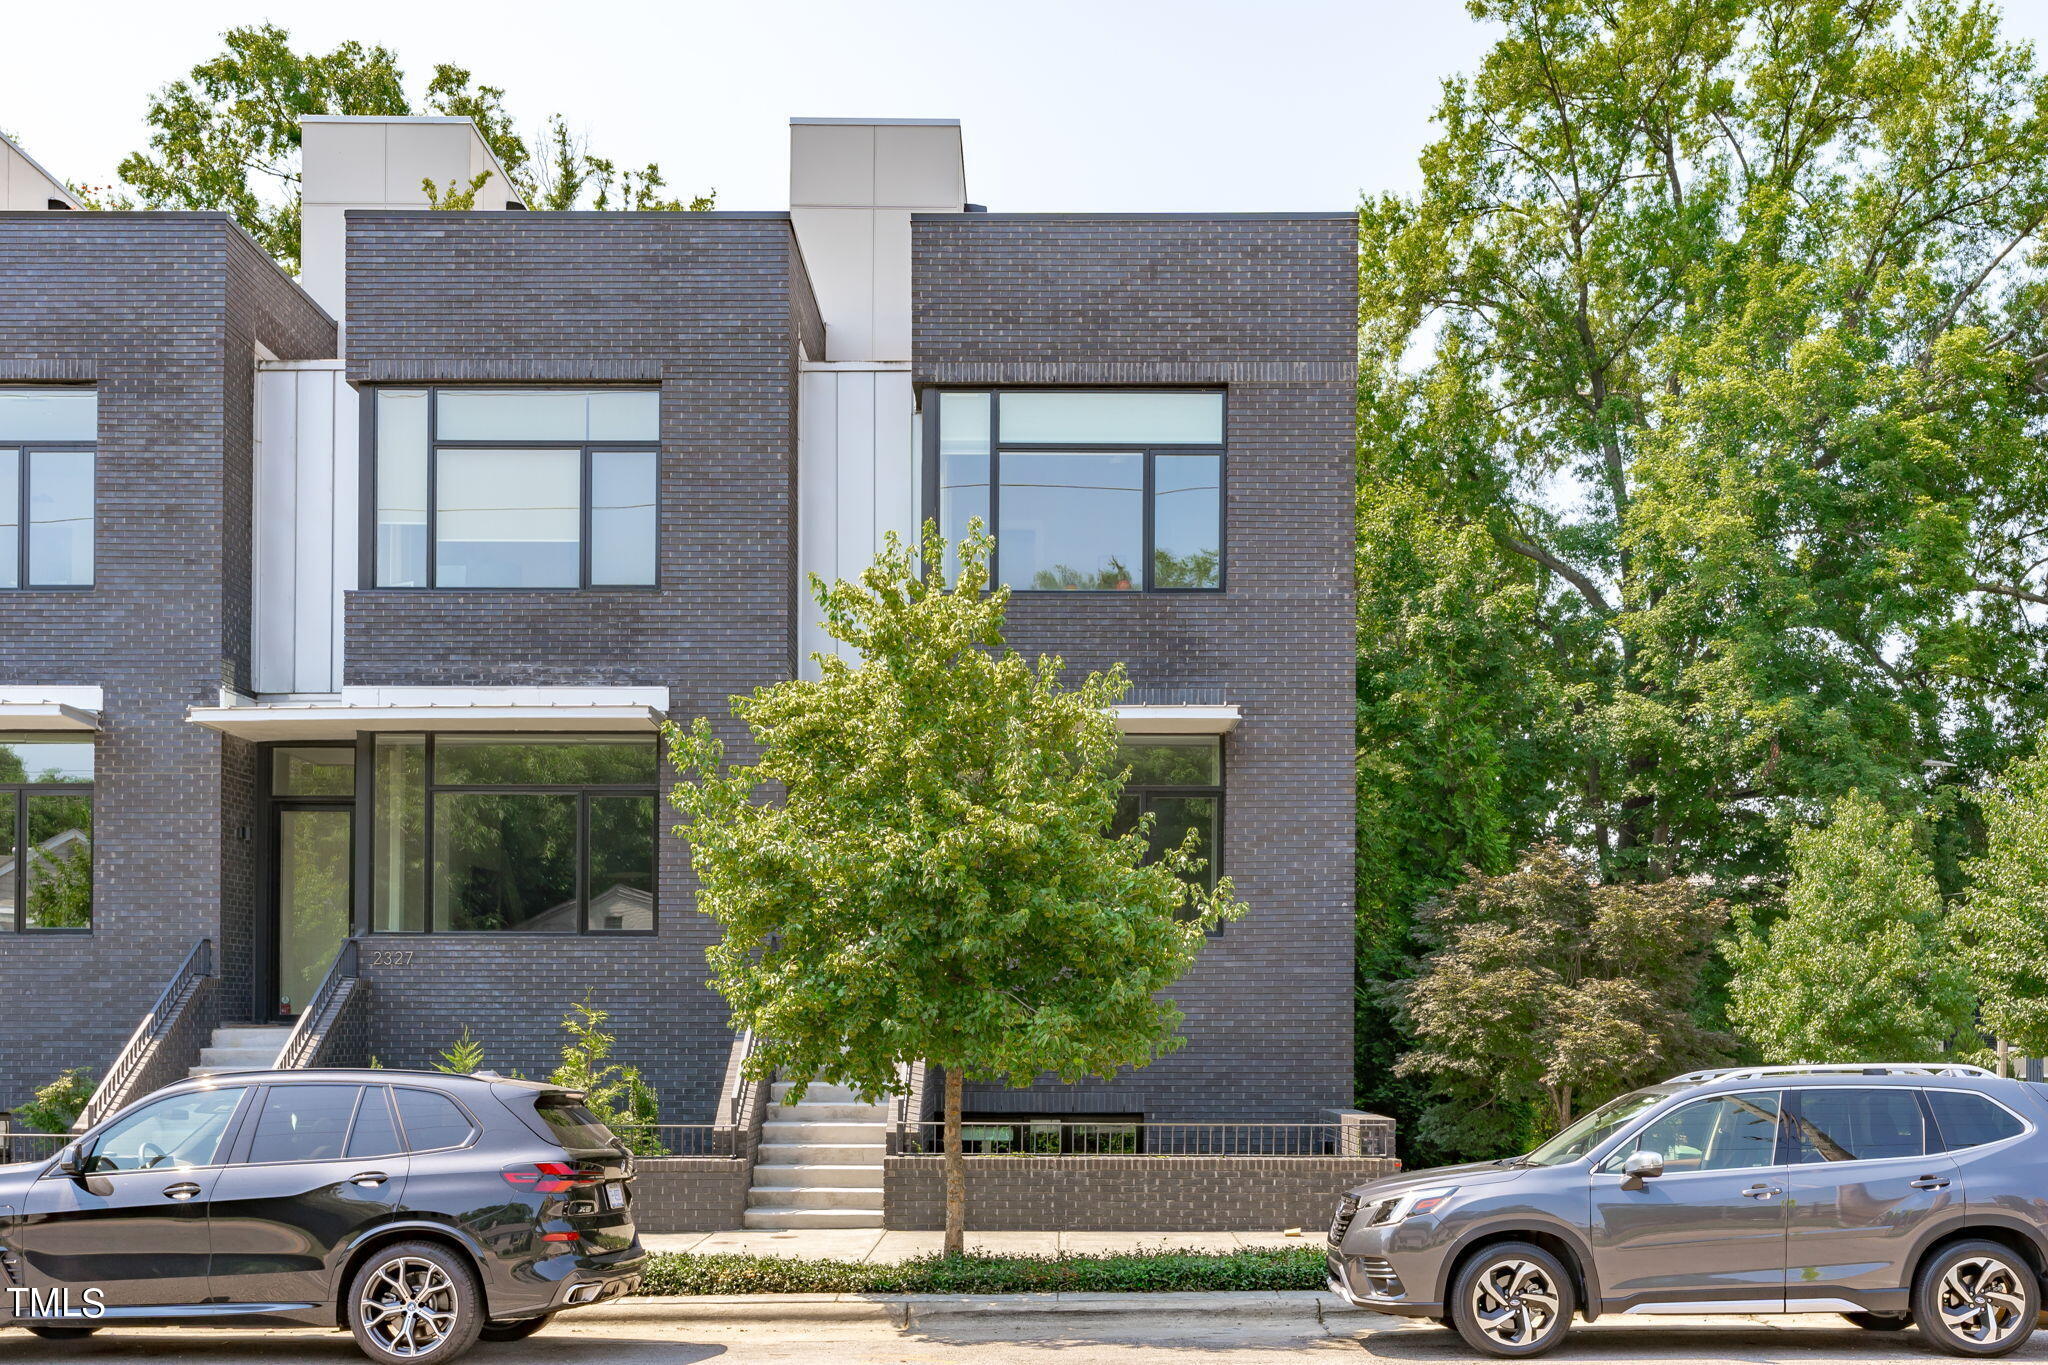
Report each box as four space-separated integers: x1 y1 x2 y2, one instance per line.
339 212 809 1119
884 1154 1394 1231
913 214 1359 1123
630 1158 752 1233
0 214 334 1106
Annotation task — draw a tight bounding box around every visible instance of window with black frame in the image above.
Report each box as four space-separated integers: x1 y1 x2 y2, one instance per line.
1 387 96 590
369 387 658 589
368 734 657 934
931 390 1223 591
1110 736 1221 894
0 733 93 932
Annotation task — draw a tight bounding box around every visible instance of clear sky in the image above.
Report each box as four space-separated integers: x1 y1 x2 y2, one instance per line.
12 2 2048 216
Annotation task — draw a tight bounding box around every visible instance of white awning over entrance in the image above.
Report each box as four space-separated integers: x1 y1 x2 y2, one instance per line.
1112 702 1241 735
0 687 104 732
186 686 670 740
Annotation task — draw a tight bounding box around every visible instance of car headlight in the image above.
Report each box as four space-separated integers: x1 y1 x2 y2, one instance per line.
1383 1185 1457 1223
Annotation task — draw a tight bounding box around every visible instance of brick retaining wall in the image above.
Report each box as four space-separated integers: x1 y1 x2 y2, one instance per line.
883 1155 1397 1232
631 1157 753 1233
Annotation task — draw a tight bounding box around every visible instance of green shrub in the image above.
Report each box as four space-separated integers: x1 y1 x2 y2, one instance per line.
634 1247 1326 1296
16 1068 95 1134
548 1001 664 1156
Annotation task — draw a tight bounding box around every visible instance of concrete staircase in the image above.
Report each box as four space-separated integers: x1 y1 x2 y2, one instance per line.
190 1023 292 1077
742 1081 889 1229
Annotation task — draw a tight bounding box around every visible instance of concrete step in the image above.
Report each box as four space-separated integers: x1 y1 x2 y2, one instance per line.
745 1185 886 1211
769 1081 876 1105
749 1163 884 1189
755 1142 887 1166
761 1121 887 1145
763 1102 892 1122
211 1025 292 1048
196 1045 282 1068
741 1206 885 1230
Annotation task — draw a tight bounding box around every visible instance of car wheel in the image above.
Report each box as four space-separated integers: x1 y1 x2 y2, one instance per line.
1448 1241 1575 1358
1842 1311 1913 1330
24 1325 99 1340
346 1240 485 1364
478 1315 552 1342
1913 1239 2039 1358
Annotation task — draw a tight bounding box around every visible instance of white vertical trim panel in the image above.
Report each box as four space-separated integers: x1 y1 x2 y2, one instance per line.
331 374 360 689
293 371 336 692
252 369 298 692
798 368 839 677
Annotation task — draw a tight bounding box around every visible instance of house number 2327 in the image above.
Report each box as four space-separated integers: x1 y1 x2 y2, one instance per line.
367 950 416 967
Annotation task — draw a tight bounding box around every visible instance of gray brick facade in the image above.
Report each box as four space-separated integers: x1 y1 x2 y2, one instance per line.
337 211 815 1118
0 213 333 1108
913 213 1360 1123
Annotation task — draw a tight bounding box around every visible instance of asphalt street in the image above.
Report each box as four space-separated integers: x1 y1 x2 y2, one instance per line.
1 1306 2042 1363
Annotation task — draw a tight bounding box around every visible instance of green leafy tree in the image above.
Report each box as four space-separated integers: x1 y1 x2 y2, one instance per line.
1954 754 2048 1058
111 24 710 268
1728 793 1976 1062
16 1068 94 1134
1393 843 1728 1154
667 522 1241 1254
548 1002 664 1156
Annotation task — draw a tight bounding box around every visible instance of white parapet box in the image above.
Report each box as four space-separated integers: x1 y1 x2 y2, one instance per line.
0 132 77 210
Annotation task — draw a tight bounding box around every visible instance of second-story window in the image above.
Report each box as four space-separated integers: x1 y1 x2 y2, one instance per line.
370 387 658 589
0 387 96 589
931 389 1224 591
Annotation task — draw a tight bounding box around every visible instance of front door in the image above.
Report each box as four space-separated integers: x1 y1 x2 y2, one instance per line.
1588 1089 1789 1312
272 805 352 1022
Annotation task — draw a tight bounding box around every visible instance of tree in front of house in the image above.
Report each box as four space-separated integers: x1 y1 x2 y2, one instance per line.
1393 843 1728 1157
1955 754 2048 1062
1728 793 1976 1064
667 522 1240 1255
103 24 712 269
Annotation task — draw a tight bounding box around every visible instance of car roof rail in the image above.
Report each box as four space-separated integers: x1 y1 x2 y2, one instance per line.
1664 1062 1998 1084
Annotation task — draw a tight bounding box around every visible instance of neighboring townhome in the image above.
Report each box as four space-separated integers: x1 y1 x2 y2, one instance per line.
0 119 1357 1153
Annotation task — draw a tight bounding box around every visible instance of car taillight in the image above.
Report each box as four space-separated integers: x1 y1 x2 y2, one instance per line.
503 1162 593 1194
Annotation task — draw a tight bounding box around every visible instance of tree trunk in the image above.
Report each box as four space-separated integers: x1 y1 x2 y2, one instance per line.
1997 1038 2011 1079
943 1068 965 1258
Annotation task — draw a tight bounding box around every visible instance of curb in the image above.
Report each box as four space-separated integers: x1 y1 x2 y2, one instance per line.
581 1290 1376 1327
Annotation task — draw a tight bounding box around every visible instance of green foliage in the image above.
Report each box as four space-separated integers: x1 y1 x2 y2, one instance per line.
1728 793 1976 1062
15 1068 95 1134
1956 753 2048 1056
421 172 495 210
547 1002 664 1155
111 24 712 269
1394 843 1729 1153
635 1247 1326 1296
432 1025 485 1075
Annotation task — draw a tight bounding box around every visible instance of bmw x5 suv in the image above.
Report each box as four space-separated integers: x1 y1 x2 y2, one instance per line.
1330 1063 2048 1358
0 1069 645 1363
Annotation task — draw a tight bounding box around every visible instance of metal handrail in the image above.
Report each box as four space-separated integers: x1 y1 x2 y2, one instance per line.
898 1120 1377 1157
277 938 360 1070
74 937 214 1132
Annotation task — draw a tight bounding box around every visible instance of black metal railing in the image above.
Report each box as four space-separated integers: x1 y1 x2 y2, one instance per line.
637 1125 723 1157
899 1120 1386 1157
74 938 215 1133
0 1126 69 1165
278 938 359 1070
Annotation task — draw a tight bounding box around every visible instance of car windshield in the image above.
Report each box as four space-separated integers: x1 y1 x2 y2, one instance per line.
1523 1089 1673 1167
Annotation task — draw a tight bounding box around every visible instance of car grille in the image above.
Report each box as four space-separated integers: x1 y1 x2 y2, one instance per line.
1358 1256 1404 1296
1329 1194 1360 1244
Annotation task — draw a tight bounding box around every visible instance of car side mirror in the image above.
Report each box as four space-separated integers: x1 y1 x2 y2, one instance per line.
1621 1149 1664 1189
55 1143 86 1177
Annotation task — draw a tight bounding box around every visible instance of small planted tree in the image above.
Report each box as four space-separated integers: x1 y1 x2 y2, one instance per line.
1393 842 1728 1155
1728 793 1975 1063
668 523 1240 1254
1954 755 2048 1062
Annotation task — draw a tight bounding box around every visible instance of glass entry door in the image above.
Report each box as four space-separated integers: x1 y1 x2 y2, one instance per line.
273 806 352 1021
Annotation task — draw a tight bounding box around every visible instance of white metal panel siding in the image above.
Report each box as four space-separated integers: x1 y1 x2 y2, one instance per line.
796 367 917 677
253 363 355 694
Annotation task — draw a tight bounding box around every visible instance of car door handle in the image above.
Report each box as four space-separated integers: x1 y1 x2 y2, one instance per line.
349 1171 389 1187
1741 1184 1782 1199
1910 1176 1952 1190
162 1182 202 1200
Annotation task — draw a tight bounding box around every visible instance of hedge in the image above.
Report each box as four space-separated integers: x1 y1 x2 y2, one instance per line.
635 1246 1327 1296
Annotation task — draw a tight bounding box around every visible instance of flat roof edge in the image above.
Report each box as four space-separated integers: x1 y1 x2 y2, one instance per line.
792 117 960 127
912 211 1358 221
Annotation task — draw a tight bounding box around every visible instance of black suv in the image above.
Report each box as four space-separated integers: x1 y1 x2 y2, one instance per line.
0 1069 644 1362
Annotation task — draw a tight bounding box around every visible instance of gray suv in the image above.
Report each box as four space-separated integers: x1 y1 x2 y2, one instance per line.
1329 1063 2048 1357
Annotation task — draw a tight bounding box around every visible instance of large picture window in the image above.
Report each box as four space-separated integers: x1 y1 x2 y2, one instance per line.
370 734 656 934
1111 736 1221 893
1 387 96 589
930 390 1223 591
0 734 93 932
370 388 658 589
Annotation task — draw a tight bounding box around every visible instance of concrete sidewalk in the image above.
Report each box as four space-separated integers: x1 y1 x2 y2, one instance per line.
639 1229 1315 1261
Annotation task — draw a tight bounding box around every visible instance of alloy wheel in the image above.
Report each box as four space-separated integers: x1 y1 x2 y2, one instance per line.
357 1255 460 1358
1469 1257 1562 1349
1935 1255 2030 1349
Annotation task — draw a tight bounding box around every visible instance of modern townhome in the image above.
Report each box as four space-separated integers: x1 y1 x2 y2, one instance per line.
0 119 1359 1192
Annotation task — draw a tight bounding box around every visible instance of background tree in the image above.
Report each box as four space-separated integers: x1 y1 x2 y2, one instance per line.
110 24 711 268
667 524 1240 1254
1728 792 1975 1062
1393 842 1728 1155
1956 753 2048 1061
